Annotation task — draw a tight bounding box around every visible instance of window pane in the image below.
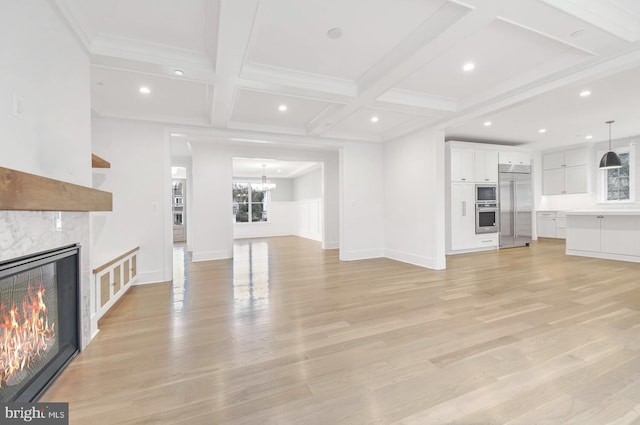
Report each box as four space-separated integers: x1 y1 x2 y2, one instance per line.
235 203 249 222
252 189 265 202
619 153 630 177
606 152 630 201
233 183 249 203
251 203 267 222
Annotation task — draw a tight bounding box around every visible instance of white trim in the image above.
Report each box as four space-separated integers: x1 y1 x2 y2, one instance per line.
566 249 640 263
339 249 384 261
323 241 340 250
385 249 439 269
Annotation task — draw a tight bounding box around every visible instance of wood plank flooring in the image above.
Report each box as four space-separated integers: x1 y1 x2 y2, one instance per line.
42 237 640 424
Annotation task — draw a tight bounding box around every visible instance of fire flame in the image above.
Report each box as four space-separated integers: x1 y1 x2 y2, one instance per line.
0 283 55 390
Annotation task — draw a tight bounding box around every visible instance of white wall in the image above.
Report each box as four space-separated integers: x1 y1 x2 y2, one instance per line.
191 143 234 261
233 202 297 239
340 143 385 260
0 2 94 347
294 168 322 200
91 118 172 284
383 129 446 269
0 1 91 187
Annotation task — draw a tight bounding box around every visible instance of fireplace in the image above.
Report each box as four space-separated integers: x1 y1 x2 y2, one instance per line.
0 244 80 402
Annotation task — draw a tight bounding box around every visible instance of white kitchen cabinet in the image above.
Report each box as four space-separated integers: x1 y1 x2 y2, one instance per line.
475 233 498 248
566 215 601 252
537 211 567 239
537 212 557 238
601 216 640 256
542 148 587 195
474 150 498 182
499 151 530 166
450 149 475 182
450 183 476 251
567 214 640 261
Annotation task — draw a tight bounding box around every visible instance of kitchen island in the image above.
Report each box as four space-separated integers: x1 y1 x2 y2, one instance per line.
566 210 640 263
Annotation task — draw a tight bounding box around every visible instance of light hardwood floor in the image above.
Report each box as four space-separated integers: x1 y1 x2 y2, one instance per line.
43 237 640 424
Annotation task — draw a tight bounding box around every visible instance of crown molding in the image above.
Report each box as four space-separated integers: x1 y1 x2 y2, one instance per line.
541 0 640 42
48 0 93 52
376 89 457 112
241 64 357 98
91 34 214 69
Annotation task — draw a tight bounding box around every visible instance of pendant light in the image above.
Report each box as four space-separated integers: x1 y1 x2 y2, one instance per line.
260 164 276 191
599 120 622 169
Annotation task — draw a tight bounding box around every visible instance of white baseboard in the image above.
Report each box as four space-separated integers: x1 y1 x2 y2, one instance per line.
385 249 444 270
566 249 640 263
323 241 339 250
135 270 166 284
192 250 233 262
340 248 384 261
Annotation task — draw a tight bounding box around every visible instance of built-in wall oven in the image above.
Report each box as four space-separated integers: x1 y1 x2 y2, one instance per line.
476 202 498 234
475 184 498 234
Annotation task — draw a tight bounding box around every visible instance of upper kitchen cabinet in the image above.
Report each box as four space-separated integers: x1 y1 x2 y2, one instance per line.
474 150 499 183
499 151 530 166
450 149 475 182
450 147 498 183
542 148 587 195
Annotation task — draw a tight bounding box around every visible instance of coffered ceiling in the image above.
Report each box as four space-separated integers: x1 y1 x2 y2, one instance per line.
54 0 640 150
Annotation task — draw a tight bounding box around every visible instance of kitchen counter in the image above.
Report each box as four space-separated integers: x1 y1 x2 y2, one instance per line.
565 210 640 216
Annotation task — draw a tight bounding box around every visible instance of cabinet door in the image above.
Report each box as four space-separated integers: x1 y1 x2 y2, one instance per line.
566 215 601 252
564 165 587 194
450 183 476 250
474 150 498 182
543 152 564 170
451 149 475 182
543 168 564 195
563 148 587 167
537 217 556 238
513 152 530 165
601 216 640 256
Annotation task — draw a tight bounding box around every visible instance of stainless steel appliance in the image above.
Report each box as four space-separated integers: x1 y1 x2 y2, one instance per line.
499 164 532 248
476 184 497 202
476 202 498 234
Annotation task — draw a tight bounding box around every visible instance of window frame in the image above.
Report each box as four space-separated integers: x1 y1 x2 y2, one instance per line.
232 182 270 224
599 145 635 204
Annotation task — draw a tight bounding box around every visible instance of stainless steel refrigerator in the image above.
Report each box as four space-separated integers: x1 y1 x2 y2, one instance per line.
499 164 532 248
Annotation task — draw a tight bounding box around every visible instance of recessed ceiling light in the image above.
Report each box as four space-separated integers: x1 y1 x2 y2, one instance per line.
585 135 593 139
538 128 547 133
370 116 379 123
327 28 343 39
484 121 492 127
463 62 475 72
277 169 282 173
139 86 151 94
173 69 184 76
580 90 591 97
278 104 287 112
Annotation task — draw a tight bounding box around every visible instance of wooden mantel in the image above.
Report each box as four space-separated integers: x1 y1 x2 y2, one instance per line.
0 167 112 212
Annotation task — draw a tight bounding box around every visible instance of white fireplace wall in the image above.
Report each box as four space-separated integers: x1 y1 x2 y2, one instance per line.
0 212 91 348
0 3 93 348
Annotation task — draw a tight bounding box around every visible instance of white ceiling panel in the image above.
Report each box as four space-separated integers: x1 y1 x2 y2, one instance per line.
91 67 210 125
246 0 448 80
446 65 640 149
68 0 214 54
230 89 335 130
398 19 592 100
330 108 423 139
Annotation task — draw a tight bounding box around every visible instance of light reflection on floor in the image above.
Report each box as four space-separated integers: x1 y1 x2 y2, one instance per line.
232 240 270 308
172 243 188 313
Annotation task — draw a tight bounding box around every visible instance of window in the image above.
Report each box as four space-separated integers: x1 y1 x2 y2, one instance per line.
232 183 268 223
601 146 634 203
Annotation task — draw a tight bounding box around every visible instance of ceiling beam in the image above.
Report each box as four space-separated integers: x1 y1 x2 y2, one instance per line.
305 1 488 136
210 0 260 128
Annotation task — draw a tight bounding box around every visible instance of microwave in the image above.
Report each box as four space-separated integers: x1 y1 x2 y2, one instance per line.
476 184 497 203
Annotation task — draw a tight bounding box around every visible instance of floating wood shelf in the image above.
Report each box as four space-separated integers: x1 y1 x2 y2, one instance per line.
0 167 112 212
91 153 111 169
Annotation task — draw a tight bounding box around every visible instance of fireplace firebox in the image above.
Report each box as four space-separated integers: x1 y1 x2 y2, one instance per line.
0 244 80 402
